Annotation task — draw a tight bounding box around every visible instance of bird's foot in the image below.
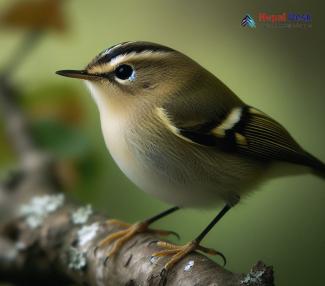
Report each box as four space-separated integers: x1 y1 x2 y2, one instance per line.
152 240 226 271
94 219 179 259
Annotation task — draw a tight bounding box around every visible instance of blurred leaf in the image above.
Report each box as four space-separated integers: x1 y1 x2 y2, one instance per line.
0 0 67 31
31 119 89 158
23 83 85 124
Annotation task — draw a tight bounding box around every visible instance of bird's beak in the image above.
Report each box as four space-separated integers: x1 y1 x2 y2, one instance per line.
56 69 100 80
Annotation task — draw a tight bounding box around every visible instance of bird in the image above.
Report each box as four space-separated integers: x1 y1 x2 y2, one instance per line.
56 41 325 272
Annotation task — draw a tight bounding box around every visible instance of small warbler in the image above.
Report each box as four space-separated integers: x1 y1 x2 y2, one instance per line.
57 41 324 271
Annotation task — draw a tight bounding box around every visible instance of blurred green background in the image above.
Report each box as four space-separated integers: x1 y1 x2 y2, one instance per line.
0 0 324 285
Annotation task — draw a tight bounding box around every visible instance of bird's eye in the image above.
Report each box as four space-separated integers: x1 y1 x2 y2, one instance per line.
114 64 135 81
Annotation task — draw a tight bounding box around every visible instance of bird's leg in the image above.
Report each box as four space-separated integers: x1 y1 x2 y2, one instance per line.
152 204 232 271
95 206 180 258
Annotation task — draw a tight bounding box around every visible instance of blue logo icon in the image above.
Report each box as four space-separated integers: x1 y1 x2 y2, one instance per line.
241 14 256 28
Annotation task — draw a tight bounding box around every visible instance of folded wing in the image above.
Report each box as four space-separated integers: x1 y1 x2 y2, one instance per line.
156 105 325 173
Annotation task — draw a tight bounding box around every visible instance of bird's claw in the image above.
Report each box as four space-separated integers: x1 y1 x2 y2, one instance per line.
151 240 226 270
92 219 179 266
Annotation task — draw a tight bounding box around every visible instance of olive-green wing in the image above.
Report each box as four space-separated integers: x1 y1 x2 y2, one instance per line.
156 104 325 172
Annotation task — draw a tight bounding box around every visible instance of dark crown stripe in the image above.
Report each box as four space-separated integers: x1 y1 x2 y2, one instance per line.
94 41 174 66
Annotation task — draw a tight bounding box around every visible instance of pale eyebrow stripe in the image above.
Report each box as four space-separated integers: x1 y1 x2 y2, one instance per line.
87 50 171 74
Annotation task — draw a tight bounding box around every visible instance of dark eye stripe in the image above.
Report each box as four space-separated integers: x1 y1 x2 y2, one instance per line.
89 41 174 68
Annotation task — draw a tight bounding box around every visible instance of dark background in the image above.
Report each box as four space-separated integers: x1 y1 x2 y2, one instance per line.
0 1 324 285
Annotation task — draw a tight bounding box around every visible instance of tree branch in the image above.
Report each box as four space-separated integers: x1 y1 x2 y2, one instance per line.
0 164 273 286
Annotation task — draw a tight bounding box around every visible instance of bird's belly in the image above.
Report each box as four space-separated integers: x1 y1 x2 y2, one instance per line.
101 119 241 208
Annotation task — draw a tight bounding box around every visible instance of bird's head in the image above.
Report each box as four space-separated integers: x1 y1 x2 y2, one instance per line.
56 41 204 114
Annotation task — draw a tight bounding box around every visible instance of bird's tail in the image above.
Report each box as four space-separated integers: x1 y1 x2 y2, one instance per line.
303 151 325 179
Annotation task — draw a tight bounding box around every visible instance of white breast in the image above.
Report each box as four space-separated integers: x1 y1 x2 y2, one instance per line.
101 113 137 180
85 81 139 181
99 109 180 205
